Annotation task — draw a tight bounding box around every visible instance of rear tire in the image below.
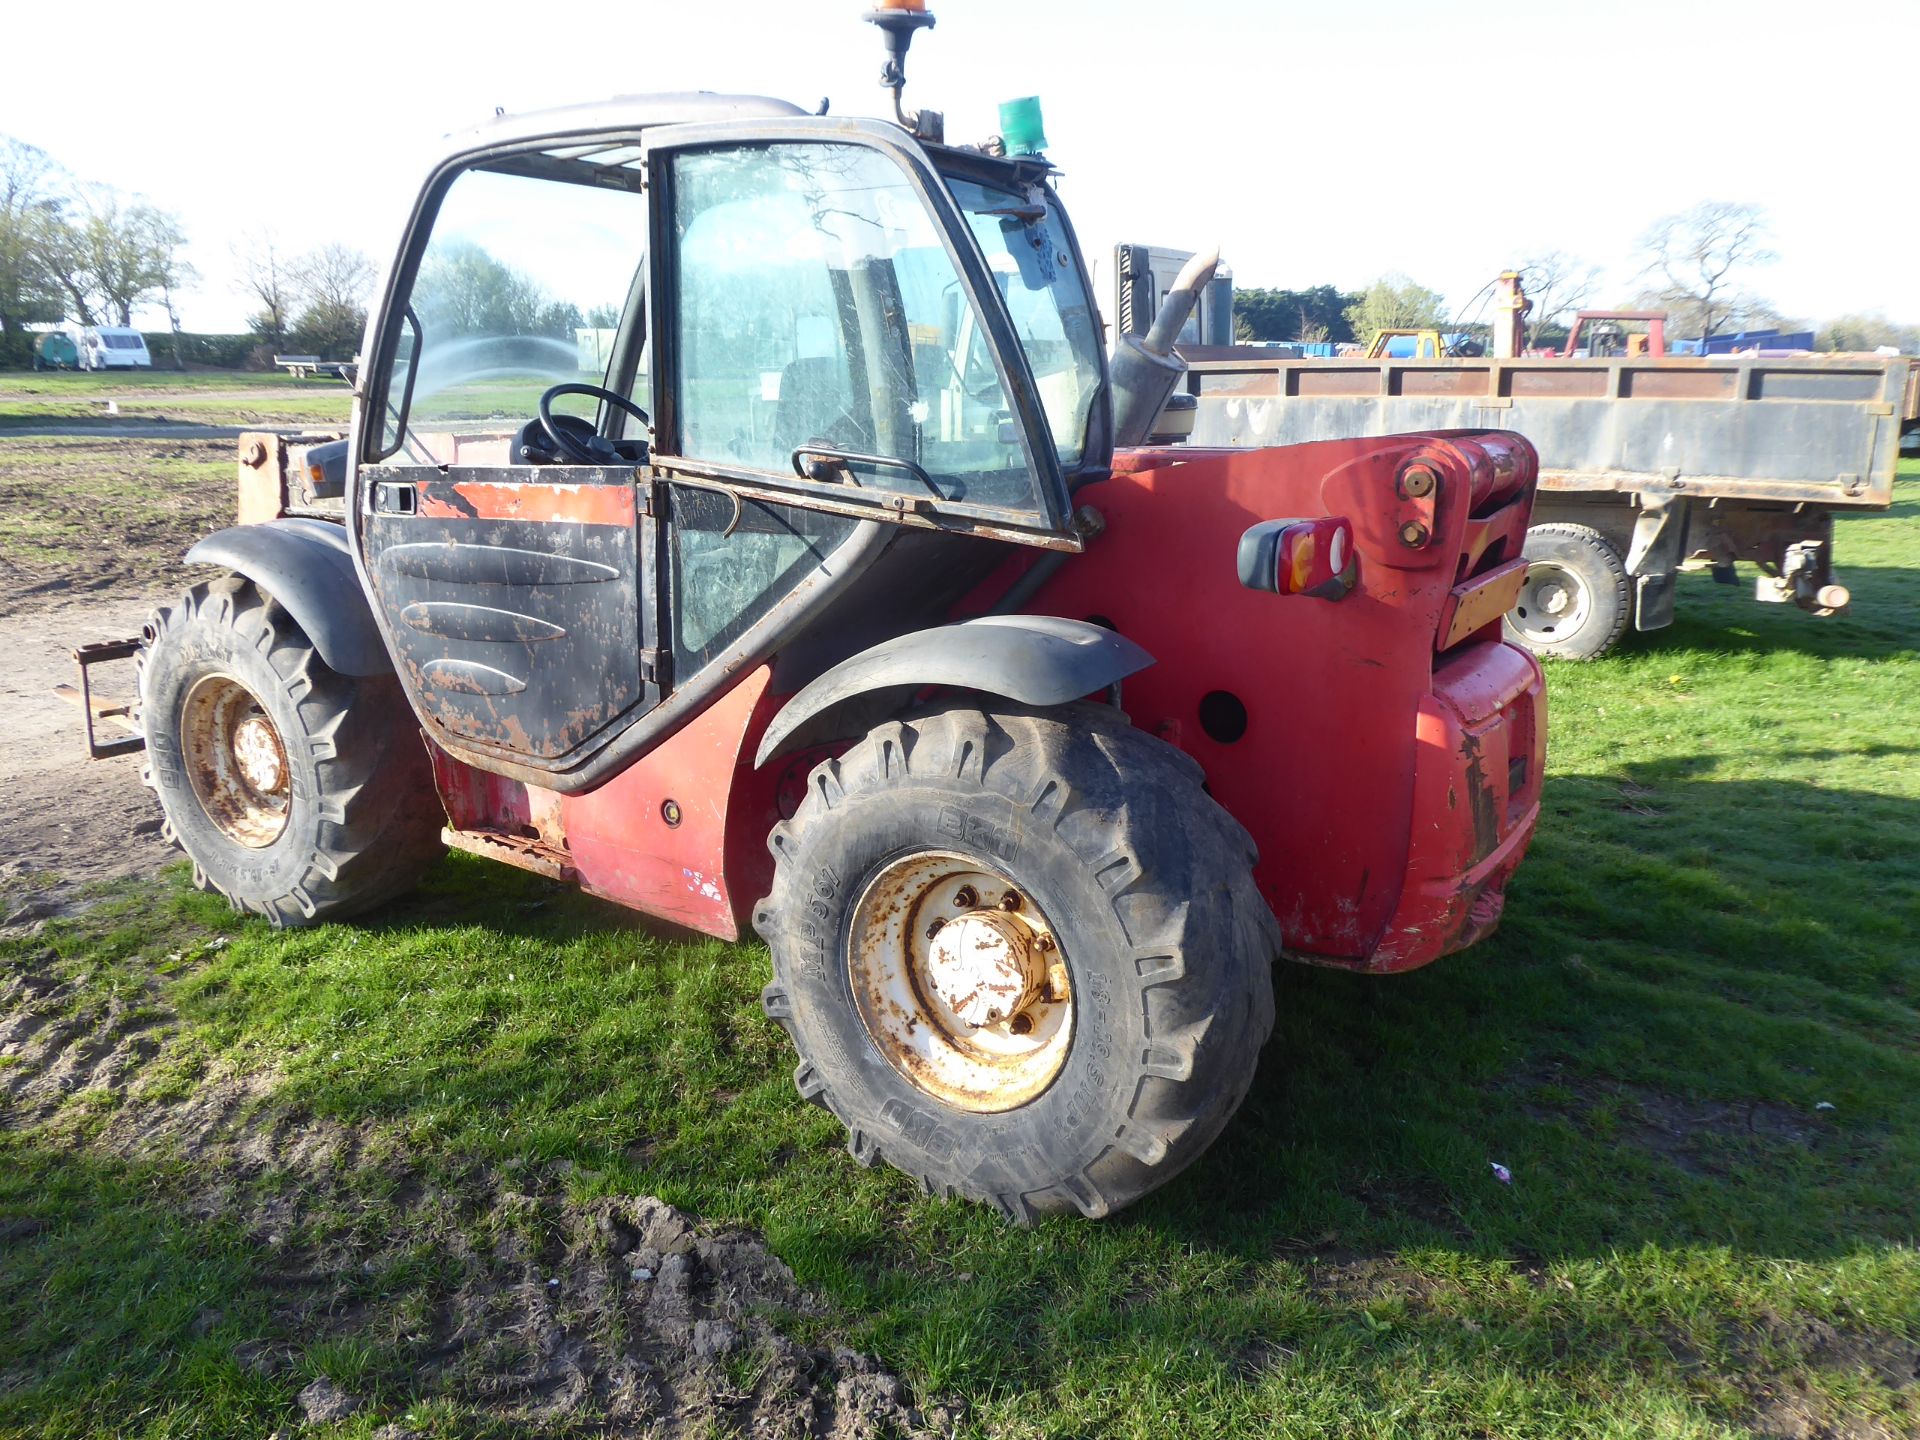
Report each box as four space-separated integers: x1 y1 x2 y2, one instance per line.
1504 522 1631 661
757 702 1278 1222
139 576 444 926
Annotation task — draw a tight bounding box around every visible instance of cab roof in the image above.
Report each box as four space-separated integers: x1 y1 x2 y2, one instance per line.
442 93 808 155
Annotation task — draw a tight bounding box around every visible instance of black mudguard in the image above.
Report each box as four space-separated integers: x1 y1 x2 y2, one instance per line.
754 615 1153 767
184 519 392 676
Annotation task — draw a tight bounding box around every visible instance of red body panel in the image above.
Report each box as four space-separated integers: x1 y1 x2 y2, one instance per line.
433 668 781 939
422 431 1544 973
994 433 1543 971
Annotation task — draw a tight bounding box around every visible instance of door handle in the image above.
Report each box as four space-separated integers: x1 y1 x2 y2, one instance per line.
790 445 939 497
372 481 417 515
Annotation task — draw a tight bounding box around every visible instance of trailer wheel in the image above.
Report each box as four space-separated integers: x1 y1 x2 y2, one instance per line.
138 575 443 927
1505 523 1631 661
757 702 1278 1222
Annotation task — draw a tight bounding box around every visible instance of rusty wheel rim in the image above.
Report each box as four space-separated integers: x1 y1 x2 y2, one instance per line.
1512 559 1592 645
847 851 1073 1113
181 674 292 848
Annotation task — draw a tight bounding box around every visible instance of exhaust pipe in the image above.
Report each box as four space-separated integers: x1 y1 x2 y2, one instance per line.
1110 246 1219 448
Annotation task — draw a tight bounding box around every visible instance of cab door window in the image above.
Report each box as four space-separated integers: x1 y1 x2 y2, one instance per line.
359 152 657 767
669 142 1044 518
375 164 648 463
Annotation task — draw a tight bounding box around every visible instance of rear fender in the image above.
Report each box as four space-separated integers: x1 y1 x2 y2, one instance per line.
184 519 391 676
754 616 1153 766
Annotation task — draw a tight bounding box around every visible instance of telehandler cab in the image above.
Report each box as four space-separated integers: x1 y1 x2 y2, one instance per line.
79 6 1546 1220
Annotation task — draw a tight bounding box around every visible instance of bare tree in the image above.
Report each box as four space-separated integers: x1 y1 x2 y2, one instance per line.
289 243 375 312
1635 201 1775 341
1513 250 1601 346
0 137 68 363
143 210 198 368
287 243 376 359
233 230 295 349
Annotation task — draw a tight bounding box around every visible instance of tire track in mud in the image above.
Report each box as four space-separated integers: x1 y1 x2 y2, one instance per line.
0 960 172 1120
1 946 951 1437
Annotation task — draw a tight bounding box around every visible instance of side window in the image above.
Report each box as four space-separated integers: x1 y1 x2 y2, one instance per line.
668 487 858 676
670 142 1042 516
377 165 648 463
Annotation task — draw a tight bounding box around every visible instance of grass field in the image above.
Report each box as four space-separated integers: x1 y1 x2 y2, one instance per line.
1 453 1915 1436
0 369 354 426
0 370 335 393
0 368 605 428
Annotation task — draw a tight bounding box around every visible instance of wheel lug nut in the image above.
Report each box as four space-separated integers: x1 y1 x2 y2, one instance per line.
953 885 977 908
925 917 945 939
999 891 1022 911
1034 933 1054 952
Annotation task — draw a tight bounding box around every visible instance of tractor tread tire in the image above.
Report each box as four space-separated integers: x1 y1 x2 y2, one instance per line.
757 701 1278 1223
138 575 443 927
1506 522 1631 661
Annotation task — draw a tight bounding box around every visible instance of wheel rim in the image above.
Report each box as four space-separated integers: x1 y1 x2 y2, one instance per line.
1511 559 1593 644
847 852 1074 1113
181 674 292 848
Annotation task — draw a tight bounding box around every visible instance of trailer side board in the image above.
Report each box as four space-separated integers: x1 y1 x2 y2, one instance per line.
1181 351 1916 508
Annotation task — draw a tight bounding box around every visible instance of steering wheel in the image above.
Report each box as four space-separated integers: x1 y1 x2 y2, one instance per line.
538 382 651 464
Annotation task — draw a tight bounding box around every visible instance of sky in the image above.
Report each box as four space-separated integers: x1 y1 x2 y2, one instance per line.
3 0 1913 334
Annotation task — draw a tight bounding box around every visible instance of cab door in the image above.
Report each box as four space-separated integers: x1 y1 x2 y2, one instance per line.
641 118 1081 545
353 148 660 773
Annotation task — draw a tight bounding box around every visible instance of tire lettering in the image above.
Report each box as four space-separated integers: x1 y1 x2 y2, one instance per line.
937 805 1010 860
794 939 824 981
879 1097 957 1161
1062 1066 1106 1130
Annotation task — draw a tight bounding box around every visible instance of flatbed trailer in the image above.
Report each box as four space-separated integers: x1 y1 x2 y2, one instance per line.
1176 345 1920 656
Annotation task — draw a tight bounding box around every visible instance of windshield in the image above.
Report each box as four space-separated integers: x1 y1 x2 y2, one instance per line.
946 175 1103 470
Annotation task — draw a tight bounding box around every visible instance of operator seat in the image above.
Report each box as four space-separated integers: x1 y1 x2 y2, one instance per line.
771 356 870 458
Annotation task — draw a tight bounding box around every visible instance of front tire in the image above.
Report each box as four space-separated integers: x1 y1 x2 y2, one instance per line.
757 703 1278 1222
1504 522 1632 660
139 576 444 926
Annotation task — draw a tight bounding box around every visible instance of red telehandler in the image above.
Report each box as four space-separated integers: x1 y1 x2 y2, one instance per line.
72 5 1546 1220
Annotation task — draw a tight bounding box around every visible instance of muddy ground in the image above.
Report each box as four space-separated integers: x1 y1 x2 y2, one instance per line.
0 434 256 900
0 436 235 617
0 449 941 1435
0 589 176 909
2 937 940 1434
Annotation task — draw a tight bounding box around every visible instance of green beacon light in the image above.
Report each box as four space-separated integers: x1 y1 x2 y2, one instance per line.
998 96 1048 157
